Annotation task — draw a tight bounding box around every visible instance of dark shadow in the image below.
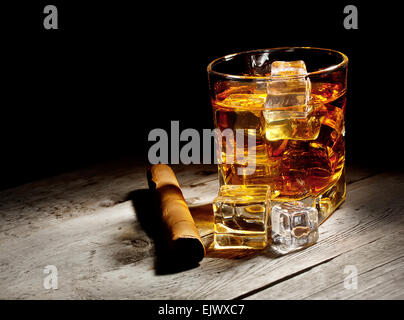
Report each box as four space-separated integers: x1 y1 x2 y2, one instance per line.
126 189 200 275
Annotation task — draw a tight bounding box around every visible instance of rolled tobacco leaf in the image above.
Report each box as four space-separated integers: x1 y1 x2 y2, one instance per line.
147 164 205 264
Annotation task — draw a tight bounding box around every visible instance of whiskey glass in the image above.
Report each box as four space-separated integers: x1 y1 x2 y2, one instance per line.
207 47 348 249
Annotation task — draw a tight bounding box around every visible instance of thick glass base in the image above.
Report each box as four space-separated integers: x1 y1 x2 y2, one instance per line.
212 170 345 250
213 232 267 250
268 171 345 254
315 168 346 224
271 168 346 225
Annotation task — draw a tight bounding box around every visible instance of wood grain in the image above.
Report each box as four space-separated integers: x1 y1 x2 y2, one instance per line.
1 161 401 300
246 229 404 299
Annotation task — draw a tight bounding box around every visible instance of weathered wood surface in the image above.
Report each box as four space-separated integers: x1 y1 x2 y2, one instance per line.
0 160 402 300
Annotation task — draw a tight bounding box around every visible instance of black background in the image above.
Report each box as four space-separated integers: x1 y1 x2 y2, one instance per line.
1 1 399 189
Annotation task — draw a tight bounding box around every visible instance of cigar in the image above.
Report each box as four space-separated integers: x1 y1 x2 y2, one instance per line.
147 164 205 264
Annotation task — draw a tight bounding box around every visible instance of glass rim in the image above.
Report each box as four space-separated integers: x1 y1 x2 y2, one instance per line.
207 47 348 80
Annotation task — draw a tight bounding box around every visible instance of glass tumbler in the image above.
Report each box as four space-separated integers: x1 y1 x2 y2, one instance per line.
207 47 348 250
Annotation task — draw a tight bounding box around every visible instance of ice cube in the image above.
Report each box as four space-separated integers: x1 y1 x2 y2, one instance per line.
271 60 308 77
263 60 321 141
270 201 318 254
265 60 311 113
213 185 270 249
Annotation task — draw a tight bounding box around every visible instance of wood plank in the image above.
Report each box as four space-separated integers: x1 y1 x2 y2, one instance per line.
0 162 372 232
0 163 393 299
245 229 404 299
0 161 217 234
79 172 404 299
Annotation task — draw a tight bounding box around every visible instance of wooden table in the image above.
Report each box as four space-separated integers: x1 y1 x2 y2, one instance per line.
1 160 403 299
